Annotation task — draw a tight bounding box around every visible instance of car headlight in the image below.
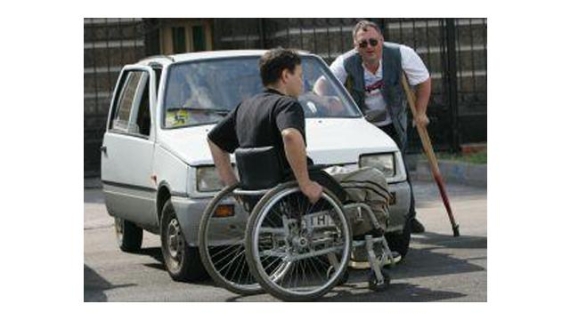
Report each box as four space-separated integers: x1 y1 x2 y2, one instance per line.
359 153 395 177
196 166 224 192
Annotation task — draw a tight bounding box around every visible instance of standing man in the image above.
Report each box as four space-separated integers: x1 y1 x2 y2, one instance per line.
326 20 431 233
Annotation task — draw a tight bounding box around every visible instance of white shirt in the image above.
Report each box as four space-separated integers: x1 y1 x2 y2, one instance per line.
329 45 430 126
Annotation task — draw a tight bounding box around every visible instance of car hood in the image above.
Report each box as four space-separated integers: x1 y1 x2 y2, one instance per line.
157 118 399 166
305 118 398 164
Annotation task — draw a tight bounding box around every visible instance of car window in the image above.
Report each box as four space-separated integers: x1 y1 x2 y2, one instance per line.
135 80 151 136
162 56 361 129
298 58 361 118
111 70 151 137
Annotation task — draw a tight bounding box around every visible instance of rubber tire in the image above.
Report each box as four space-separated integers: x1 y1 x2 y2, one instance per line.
385 215 412 259
115 217 143 253
198 184 263 295
160 199 207 282
245 181 352 301
368 269 390 291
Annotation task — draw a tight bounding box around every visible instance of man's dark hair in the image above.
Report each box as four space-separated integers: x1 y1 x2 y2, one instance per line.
352 20 382 40
259 48 302 86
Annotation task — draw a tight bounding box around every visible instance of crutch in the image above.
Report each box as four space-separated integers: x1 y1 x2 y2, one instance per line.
401 74 460 237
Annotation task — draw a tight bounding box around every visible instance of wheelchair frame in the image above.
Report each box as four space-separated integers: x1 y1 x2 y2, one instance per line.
199 180 395 301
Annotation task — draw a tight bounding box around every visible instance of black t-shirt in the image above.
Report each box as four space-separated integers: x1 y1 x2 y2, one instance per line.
208 89 307 171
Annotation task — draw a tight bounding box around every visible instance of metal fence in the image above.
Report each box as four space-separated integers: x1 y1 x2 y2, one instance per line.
212 18 487 153
84 18 486 177
84 18 147 177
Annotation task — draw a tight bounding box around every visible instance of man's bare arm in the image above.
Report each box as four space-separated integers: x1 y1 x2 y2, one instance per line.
313 76 328 96
413 78 432 127
208 138 238 186
281 128 322 203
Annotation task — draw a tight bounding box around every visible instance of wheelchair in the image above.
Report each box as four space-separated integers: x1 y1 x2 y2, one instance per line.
198 147 396 301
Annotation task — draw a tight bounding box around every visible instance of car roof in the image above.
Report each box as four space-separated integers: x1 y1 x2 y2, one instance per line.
137 50 313 67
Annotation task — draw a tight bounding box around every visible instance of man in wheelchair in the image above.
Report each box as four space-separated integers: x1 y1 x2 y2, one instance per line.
207 47 389 242
208 49 328 203
204 48 397 300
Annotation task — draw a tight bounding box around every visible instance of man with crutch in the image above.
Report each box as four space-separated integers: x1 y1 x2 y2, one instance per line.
321 20 431 235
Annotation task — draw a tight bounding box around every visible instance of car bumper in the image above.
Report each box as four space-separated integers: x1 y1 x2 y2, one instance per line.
171 180 410 246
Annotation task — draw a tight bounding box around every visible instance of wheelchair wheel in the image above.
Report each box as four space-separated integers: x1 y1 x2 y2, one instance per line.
199 184 263 295
327 265 349 286
245 181 352 301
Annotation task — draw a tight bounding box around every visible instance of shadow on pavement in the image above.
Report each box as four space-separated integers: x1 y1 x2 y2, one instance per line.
134 247 214 284
323 231 486 301
226 281 466 302
413 232 487 249
133 247 165 271
322 282 466 302
389 232 487 280
84 265 135 302
225 231 485 302
88 231 485 302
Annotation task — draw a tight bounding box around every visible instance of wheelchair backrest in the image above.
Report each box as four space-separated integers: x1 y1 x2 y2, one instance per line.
235 146 284 190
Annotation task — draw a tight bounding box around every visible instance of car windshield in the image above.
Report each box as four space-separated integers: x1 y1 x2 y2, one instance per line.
162 55 361 129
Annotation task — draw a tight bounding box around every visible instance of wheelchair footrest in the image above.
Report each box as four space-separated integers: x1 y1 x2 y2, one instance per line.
364 234 393 290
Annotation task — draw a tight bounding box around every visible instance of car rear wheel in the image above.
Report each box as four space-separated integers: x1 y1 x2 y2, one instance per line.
115 217 143 252
160 199 207 282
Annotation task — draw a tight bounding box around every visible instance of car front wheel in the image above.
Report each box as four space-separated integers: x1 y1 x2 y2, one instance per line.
160 199 207 282
115 217 143 252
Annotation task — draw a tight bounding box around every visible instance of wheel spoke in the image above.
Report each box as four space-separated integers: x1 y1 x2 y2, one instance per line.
249 185 351 300
199 185 262 295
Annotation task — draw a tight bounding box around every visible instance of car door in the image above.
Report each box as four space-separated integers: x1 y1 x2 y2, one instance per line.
101 66 158 228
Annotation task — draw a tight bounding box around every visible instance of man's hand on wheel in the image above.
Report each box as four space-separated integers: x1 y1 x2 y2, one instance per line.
300 181 323 204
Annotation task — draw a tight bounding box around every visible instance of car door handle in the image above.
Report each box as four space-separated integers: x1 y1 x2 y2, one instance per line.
100 146 107 154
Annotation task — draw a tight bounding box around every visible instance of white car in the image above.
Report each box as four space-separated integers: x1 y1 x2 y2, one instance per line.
101 50 411 282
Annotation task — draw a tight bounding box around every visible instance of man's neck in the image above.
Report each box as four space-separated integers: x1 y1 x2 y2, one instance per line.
363 61 380 74
266 84 287 96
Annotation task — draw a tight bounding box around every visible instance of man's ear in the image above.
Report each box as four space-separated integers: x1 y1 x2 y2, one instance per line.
280 69 290 83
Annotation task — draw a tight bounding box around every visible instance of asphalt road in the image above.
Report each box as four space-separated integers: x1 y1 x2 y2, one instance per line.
84 180 487 302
